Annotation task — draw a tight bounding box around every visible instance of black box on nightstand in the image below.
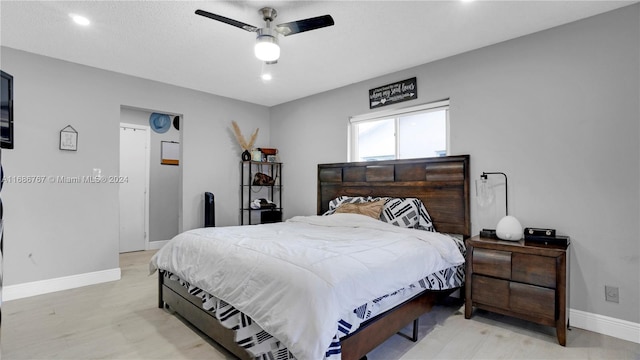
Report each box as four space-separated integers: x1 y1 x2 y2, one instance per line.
524 235 570 247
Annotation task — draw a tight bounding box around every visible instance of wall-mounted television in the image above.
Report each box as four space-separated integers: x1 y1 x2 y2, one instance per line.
1 70 14 149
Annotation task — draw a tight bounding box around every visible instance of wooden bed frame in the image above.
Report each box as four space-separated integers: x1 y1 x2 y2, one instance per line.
158 155 470 360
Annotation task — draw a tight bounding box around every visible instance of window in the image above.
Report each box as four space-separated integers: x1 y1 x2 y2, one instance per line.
349 99 449 162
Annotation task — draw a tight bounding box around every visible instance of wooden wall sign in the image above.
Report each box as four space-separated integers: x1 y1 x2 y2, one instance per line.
369 77 417 109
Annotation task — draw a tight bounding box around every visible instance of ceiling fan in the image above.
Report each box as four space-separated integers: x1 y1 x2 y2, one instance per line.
195 7 334 63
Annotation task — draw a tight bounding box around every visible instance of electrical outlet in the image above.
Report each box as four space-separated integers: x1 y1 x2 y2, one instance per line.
605 285 619 303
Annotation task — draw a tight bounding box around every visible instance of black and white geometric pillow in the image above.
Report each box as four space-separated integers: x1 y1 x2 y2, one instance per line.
324 196 435 232
378 197 420 228
412 198 435 232
376 197 435 231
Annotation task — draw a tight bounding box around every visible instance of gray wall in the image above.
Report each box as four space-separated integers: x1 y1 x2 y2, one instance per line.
120 107 180 242
270 5 640 323
1 47 270 285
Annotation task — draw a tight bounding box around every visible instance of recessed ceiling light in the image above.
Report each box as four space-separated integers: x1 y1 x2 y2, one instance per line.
70 14 90 26
261 73 273 81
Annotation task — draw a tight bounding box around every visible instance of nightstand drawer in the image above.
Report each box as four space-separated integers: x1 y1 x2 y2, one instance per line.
472 248 511 279
512 253 557 288
510 282 556 319
472 275 509 308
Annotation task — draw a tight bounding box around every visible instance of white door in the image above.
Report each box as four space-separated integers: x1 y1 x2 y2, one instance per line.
119 125 149 253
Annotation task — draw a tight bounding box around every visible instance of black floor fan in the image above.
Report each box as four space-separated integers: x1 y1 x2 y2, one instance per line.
204 192 215 227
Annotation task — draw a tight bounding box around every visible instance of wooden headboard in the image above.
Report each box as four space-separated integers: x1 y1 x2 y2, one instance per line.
317 155 470 238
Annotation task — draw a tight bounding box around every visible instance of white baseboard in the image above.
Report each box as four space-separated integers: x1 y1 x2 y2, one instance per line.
570 308 640 344
3 268 121 302
147 240 169 250
3 270 638 345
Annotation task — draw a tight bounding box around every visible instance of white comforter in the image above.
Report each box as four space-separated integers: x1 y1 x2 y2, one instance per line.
149 213 464 360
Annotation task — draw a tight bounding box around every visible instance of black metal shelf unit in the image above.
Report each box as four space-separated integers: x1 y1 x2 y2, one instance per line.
240 161 282 225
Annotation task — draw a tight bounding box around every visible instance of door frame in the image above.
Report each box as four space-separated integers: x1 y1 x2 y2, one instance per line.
119 122 151 251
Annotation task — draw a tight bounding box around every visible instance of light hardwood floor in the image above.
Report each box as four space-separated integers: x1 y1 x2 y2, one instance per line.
2 250 639 359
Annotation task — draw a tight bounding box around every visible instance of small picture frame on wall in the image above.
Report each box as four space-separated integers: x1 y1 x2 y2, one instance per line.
59 125 78 151
161 141 179 165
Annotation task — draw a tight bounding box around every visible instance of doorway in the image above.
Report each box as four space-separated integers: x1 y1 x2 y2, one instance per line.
119 123 150 253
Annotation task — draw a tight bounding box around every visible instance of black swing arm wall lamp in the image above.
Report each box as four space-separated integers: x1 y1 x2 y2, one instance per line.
481 172 508 215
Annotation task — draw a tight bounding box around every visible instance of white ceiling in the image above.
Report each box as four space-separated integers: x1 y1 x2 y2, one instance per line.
1 1 635 107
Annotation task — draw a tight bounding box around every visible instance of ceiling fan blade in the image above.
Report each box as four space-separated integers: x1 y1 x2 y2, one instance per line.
276 15 334 36
195 9 258 32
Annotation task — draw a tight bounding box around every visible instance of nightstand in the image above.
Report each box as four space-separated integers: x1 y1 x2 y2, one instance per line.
464 235 570 345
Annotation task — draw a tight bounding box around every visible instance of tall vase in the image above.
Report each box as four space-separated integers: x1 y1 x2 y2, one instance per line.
241 150 251 161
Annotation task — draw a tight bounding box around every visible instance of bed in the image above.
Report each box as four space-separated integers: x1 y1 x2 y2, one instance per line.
152 155 470 360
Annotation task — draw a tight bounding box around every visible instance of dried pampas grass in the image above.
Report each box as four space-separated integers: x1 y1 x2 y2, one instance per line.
231 121 259 151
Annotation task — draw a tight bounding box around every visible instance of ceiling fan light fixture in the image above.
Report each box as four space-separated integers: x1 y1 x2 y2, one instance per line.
255 29 280 62
196 7 334 63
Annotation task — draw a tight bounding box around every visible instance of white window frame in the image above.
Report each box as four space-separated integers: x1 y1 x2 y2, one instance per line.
348 99 450 162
